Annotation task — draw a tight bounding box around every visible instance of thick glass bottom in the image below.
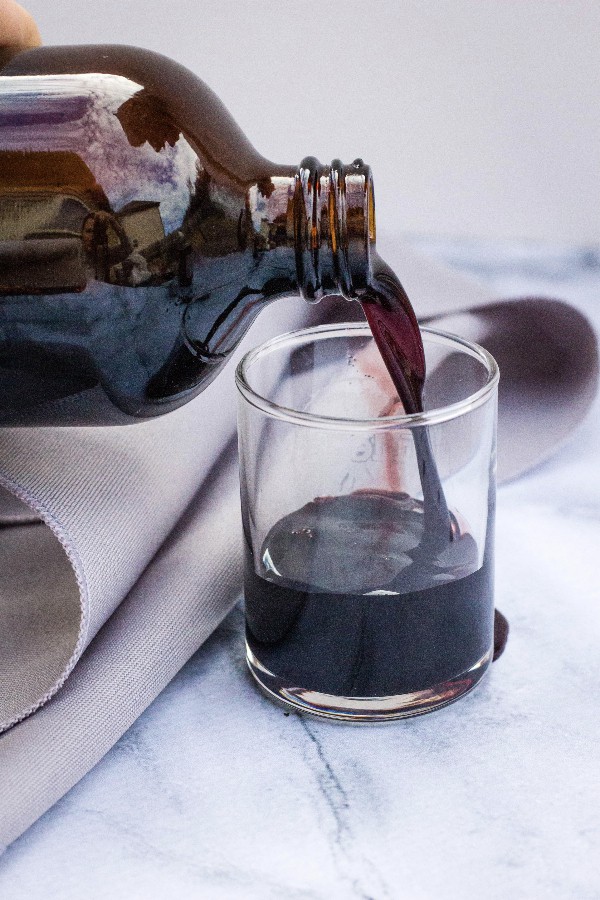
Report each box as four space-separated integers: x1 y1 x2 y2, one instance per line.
246 645 493 722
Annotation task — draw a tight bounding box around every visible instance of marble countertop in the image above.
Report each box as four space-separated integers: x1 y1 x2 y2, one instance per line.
1 241 599 899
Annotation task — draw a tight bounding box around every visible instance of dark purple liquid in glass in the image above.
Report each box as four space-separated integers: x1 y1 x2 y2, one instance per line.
245 254 495 699
245 491 494 697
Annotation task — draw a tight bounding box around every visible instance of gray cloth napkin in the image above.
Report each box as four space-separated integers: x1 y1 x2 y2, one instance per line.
0 241 597 849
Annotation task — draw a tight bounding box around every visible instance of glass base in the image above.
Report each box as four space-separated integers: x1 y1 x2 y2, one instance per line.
246 645 493 722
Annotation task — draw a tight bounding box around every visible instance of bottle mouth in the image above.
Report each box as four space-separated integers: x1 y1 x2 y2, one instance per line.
294 157 375 303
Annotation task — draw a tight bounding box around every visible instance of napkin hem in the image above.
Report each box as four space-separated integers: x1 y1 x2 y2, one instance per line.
0 473 89 734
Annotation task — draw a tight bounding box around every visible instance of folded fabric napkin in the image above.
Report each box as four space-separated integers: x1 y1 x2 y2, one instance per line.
0 240 597 849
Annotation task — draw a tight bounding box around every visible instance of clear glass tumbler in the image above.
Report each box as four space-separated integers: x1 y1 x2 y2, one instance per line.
236 323 499 722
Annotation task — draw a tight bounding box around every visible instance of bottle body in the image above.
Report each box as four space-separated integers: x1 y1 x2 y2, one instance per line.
0 47 374 425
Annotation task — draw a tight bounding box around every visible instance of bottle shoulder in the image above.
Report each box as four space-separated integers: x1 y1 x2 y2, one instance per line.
1 44 272 184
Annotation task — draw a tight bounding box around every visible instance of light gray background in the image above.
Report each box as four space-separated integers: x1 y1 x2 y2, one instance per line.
18 0 600 244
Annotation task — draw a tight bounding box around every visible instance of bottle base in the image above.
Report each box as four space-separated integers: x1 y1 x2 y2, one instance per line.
246 645 492 722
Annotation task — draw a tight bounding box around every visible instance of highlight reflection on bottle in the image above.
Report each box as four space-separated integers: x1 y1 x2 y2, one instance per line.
0 45 376 425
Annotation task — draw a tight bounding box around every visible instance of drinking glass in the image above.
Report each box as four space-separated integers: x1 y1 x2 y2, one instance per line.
236 323 499 721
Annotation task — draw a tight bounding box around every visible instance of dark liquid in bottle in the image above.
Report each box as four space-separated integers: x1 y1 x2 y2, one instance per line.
245 255 495 698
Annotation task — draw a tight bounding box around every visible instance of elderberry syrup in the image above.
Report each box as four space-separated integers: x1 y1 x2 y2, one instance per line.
245 490 494 712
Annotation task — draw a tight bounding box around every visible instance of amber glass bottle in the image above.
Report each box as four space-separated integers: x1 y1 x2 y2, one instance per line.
0 46 375 425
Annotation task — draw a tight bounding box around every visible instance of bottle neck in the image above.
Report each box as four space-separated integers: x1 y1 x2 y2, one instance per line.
296 157 376 301
259 158 376 302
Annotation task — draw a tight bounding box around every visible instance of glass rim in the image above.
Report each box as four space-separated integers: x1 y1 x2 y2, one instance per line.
235 323 499 431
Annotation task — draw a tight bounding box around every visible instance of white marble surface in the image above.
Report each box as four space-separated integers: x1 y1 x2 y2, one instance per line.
1 242 600 899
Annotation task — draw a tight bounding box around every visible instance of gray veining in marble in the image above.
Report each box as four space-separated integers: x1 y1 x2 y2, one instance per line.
1 240 599 899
